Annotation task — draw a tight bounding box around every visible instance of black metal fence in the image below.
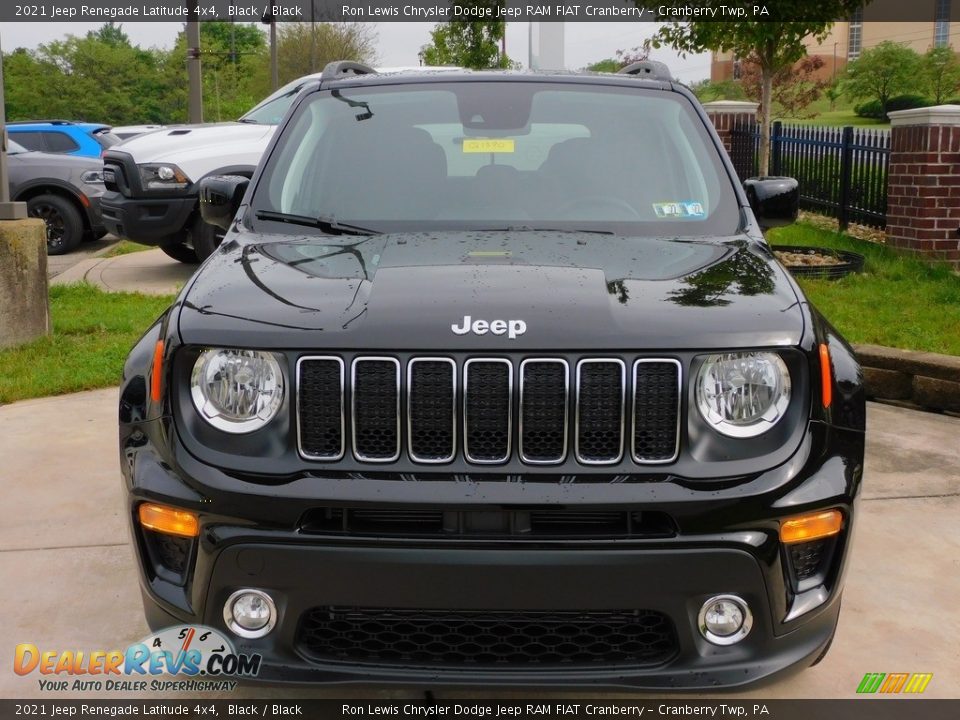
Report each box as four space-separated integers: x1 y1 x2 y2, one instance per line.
730 120 890 229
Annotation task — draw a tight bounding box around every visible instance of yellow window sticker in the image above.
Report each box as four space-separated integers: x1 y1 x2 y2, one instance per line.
463 138 516 154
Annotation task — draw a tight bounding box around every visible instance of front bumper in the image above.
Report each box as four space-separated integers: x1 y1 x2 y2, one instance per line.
101 191 196 246
121 420 862 689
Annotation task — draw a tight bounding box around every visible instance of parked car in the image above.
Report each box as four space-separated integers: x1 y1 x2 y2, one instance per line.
102 67 459 264
7 120 120 159
118 62 865 688
6 139 107 254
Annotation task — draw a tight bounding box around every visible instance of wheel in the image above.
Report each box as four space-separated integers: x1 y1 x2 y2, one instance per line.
84 228 109 242
160 242 200 264
558 195 642 220
190 215 226 262
27 193 84 255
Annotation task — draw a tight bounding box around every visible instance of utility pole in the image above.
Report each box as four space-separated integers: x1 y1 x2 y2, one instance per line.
186 2 203 123
262 10 278 90
0 34 26 219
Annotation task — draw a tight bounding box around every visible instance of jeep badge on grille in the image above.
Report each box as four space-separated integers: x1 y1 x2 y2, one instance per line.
451 316 527 339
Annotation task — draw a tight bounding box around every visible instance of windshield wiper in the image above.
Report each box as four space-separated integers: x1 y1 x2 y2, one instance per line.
254 210 380 236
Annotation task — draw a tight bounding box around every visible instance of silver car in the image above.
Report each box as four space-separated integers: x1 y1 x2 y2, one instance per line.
6 139 107 254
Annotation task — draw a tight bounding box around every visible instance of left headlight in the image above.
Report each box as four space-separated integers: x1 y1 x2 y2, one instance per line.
190 349 284 433
696 352 791 438
80 169 105 184
138 163 191 192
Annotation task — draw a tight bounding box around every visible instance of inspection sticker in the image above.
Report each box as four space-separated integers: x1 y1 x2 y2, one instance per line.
463 138 516 153
653 201 706 219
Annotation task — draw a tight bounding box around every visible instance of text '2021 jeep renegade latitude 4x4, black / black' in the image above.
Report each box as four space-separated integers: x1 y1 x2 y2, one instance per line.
118 62 865 689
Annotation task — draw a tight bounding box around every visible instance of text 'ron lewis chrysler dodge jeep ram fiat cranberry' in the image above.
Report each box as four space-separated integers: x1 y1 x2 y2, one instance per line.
118 61 864 690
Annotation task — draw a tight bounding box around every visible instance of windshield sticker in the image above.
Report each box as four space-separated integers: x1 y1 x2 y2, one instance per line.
653 201 706 219
463 138 515 154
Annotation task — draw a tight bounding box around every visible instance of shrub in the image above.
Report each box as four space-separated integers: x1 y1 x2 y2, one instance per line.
854 94 933 119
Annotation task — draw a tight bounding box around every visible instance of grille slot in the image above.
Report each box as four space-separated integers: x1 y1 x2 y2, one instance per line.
300 507 676 539
407 358 456 463
519 359 569 464
632 360 682 463
575 360 626 464
297 607 678 668
352 358 400 462
297 357 345 460
463 359 512 464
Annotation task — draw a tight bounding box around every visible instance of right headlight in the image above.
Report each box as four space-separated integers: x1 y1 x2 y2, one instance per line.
696 352 791 438
190 349 284 433
138 163 191 192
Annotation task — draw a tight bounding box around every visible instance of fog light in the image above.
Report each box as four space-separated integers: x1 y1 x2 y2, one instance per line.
223 589 277 639
698 594 752 646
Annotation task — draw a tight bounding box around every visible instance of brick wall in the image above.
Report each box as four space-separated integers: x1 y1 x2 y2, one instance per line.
887 108 960 267
701 101 758 156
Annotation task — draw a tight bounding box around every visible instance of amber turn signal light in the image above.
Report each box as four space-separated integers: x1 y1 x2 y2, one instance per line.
819 343 833 409
139 503 199 538
780 509 843 544
150 340 165 402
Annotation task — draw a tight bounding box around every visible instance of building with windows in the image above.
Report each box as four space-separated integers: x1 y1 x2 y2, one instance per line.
711 0 959 82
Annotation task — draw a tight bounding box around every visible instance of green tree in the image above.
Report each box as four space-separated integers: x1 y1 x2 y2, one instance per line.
637 0 866 176
843 41 921 117
419 1 511 69
920 46 960 105
586 43 651 73
270 22 377 83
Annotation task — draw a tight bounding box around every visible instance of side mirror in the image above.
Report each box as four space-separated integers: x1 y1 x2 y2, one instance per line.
199 175 249 231
743 176 799 230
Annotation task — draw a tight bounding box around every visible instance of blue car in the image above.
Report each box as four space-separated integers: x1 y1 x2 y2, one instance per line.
7 120 120 159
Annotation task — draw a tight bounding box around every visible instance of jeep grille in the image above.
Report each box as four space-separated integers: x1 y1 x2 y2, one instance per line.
296 355 681 467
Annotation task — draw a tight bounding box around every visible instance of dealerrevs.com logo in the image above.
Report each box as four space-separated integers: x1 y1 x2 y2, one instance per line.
856 672 933 694
14 626 260 692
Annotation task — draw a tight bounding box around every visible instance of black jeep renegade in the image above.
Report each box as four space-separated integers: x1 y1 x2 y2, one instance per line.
118 62 865 689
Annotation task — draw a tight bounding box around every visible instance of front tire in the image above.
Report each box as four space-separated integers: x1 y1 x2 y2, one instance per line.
160 242 199 264
191 216 225 262
27 193 84 255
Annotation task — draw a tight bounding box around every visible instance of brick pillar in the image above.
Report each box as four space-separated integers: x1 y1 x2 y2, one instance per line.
887 105 960 268
702 100 758 154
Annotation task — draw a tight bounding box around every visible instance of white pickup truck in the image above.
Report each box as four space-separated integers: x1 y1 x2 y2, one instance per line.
100 73 321 262
102 66 456 262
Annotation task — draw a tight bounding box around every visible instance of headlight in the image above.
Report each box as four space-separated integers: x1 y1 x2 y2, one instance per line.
696 352 791 438
80 169 104 184
190 349 284 433
138 163 191 191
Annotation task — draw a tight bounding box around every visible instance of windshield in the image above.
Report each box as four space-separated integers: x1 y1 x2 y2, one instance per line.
253 81 740 236
240 78 316 125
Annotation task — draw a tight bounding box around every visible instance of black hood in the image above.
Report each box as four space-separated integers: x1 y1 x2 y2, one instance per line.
177 231 804 351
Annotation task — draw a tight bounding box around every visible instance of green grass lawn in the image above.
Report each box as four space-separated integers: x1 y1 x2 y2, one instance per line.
0 284 174 405
783 109 890 129
768 224 960 356
102 239 154 257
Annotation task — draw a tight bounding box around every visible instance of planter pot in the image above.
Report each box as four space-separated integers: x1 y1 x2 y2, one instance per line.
773 245 865 279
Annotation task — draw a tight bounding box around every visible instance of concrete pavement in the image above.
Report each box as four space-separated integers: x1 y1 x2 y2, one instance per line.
50 247 196 295
46 236 120 279
2 395 958 700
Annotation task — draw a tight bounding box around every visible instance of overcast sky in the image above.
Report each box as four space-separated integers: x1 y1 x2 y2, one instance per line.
0 22 711 82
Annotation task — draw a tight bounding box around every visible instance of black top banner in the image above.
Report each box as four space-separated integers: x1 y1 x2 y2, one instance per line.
2 700 960 720
3 0 960 24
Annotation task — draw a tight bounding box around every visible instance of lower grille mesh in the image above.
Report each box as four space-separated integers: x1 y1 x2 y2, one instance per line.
297 607 677 668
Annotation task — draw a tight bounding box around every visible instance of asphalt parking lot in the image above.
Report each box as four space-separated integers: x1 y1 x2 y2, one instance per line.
2 392 958 700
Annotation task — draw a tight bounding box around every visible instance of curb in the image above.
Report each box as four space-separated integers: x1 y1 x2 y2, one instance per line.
854 344 960 414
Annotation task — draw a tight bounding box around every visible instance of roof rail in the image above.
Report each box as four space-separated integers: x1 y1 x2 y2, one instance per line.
617 61 672 83
320 61 377 84
6 119 78 126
